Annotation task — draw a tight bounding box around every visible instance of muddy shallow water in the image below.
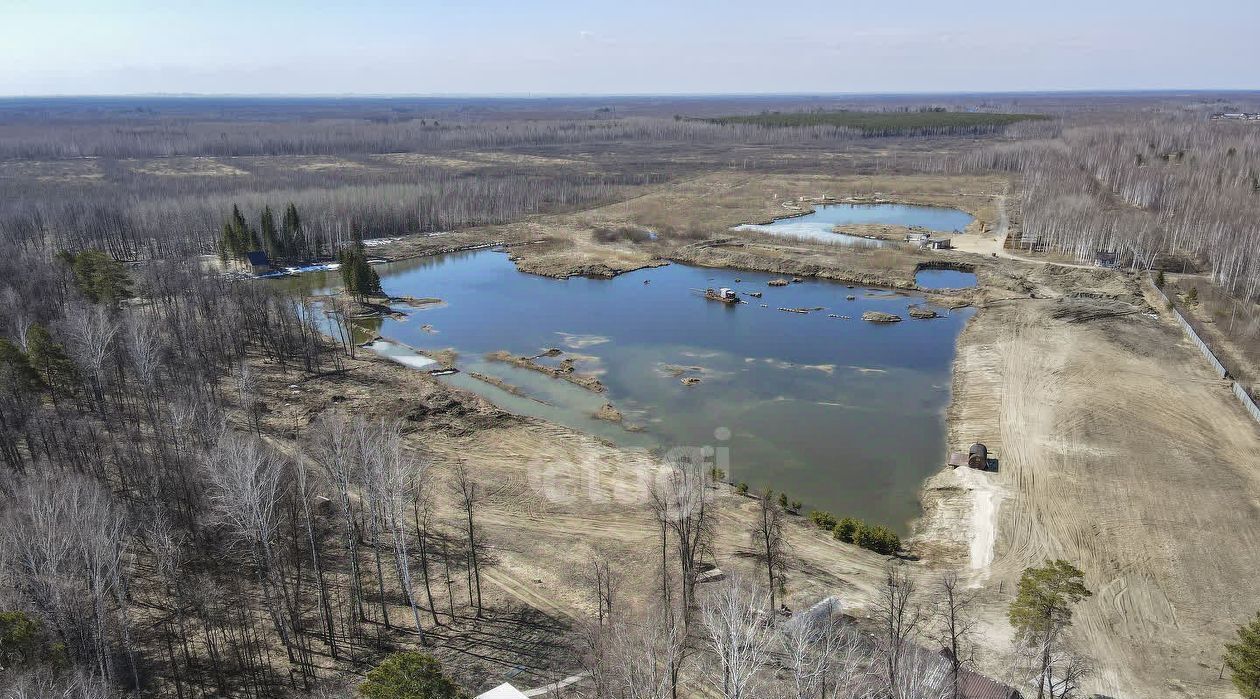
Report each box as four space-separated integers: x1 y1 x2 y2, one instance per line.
304 249 973 532
734 202 975 246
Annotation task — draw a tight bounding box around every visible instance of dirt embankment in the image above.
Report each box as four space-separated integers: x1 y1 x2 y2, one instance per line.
917 264 1260 698
485 350 606 393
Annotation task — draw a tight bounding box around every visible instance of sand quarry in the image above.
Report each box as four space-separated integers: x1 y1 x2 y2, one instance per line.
258 173 1260 698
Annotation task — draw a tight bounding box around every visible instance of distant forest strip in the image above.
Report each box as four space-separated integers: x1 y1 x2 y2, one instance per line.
700 110 1048 136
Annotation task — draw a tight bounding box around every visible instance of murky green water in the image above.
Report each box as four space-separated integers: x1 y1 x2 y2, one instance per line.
295 247 973 533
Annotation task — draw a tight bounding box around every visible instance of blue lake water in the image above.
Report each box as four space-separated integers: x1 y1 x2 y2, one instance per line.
307 250 973 532
735 203 975 246
915 268 978 289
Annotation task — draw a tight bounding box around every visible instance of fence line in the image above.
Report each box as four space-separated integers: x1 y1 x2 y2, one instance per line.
1234 383 1260 424
1149 275 1260 426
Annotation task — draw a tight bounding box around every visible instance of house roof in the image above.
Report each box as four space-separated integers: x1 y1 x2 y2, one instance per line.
476 683 529 699
959 669 1022 699
245 250 270 265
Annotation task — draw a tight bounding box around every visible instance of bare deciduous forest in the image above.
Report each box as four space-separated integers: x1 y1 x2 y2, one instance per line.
1 93 1259 699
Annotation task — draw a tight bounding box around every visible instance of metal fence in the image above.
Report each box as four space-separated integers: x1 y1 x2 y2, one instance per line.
1235 382 1260 424
1149 274 1260 426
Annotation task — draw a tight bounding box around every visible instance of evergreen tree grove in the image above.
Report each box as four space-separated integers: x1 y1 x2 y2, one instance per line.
219 203 260 261
338 231 382 300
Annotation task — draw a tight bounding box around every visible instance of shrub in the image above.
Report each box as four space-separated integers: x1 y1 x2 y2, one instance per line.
359 652 464 699
856 525 901 556
778 493 789 509
808 510 837 530
832 517 862 544
736 482 749 495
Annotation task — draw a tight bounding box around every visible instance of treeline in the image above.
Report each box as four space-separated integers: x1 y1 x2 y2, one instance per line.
0 115 874 160
1 168 656 260
702 110 1046 137
958 116 1260 301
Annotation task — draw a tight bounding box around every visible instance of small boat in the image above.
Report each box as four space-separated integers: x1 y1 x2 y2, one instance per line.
428 368 460 376
746 291 763 298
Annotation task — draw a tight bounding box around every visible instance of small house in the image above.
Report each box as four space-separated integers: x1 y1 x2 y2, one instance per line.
957 669 1023 699
924 239 952 250
243 250 272 275
968 443 988 470
717 287 737 301
1093 251 1119 269
905 232 931 244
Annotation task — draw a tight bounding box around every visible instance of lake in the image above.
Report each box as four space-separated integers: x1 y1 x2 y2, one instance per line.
734 203 975 246
305 250 973 532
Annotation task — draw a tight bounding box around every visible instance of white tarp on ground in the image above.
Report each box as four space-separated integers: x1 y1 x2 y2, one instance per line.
364 339 437 369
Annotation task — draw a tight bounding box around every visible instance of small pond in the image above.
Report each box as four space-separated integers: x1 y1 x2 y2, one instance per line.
915 268 978 290
734 203 975 246
301 250 973 533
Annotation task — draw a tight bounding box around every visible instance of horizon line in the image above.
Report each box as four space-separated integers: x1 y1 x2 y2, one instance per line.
2 88 1259 101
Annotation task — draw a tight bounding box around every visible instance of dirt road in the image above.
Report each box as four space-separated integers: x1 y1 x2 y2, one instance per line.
940 274 1260 697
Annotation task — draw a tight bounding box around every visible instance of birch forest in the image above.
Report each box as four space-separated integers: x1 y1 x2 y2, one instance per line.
962 115 1260 301
0 93 1256 698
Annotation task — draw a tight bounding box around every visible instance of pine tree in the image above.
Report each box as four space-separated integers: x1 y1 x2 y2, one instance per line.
230 204 258 257
338 229 382 300
260 205 281 260
358 652 462 699
282 203 306 260
1009 560 1092 699
0 340 42 394
26 324 77 401
1225 612 1260 699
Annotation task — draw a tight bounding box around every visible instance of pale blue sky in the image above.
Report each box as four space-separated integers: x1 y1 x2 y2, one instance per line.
2 0 1256 95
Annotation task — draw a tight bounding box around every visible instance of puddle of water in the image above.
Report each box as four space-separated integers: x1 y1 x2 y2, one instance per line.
734 203 975 246
915 268 978 289
300 249 973 532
